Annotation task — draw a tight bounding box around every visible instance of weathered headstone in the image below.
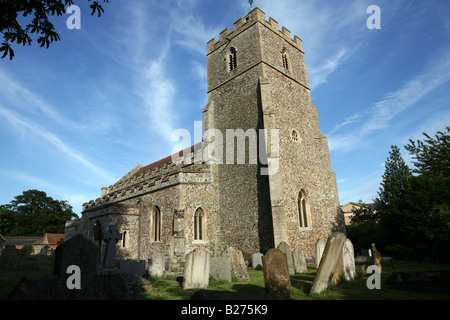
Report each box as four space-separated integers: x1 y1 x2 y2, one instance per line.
310 232 347 294
371 243 382 272
102 225 122 269
262 248 292 299
0 247 27 269
223 247 250 282
252 252 263 270
54 233 98 286
342 239 356 281
277 242 294 275
148 255 165 277
210 257 232 282
292 247 307 274
7 234 132 300
183 248 211 289
315 239 325 268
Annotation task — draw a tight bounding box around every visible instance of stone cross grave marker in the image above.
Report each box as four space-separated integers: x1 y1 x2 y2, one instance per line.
102 225 122 269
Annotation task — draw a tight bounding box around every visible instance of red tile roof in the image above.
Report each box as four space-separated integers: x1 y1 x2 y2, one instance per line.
139 143 201 174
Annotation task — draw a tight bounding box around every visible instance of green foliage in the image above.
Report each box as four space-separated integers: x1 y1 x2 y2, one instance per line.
349 127 450 261
0 0 109 60
0 189 77 236
405 126 450 177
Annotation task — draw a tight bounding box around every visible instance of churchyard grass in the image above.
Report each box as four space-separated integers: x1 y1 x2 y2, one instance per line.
0 255 54 299
2 256 450 300
140 261 450 300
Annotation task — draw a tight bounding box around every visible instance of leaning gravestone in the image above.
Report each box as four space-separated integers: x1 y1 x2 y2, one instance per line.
210 257 232 282
292 247 307 274
183 248 211 289
277 242 295 275
310 232 347 294
223 247 250 282
262 248 292 299
252 253 263 270
342 239 356 281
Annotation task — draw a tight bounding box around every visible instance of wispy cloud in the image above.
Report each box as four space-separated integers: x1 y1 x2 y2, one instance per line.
0 107 116 183
328 48 450 152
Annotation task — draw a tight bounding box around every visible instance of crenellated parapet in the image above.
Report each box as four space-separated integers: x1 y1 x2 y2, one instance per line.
82 145 210 213
207 7 303 55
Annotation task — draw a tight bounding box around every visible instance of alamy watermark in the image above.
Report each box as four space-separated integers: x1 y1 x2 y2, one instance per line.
171 121 280 176
66 5 81 30
367 5 381 30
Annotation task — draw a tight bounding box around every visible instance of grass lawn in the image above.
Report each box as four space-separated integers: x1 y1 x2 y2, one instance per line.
2 255 450 300
140 261 450 300
0 254 55 299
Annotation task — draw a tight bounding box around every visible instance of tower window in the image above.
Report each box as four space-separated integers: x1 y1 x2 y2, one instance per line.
282 49 289 70
228 47 237 71
298 190 310 228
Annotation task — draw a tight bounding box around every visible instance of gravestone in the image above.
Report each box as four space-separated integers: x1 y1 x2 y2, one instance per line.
310 232 347 294
54 233 98 286
315 239 325 268
210 257 232 282
277 242 294 275
223 247 250 282
40 245 49 256
252 253 263 270
120 260 146 276
148 255 165 277
292 247 307 274
7 234 131 300
342 239 356 281
262 248 292 299
0 247 27 269
371 243 382 272
183 248 211 289
102 225 122 269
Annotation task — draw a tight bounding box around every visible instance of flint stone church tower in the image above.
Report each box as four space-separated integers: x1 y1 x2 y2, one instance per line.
65 7 346 271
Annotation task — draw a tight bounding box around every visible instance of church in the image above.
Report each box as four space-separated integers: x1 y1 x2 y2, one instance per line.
65 7 346 272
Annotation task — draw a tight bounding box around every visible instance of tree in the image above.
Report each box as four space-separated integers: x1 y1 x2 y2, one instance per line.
374 145 412 212
0 190 77 236
404 126 450 178
0 0 109 60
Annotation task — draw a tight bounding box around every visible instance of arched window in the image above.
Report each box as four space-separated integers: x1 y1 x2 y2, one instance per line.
228 47 237 71
194 208 205 240
298 190 310 228
152 206 161 242
282 49 289 70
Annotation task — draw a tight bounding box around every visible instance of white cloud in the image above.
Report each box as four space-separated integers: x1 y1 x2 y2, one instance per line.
0 107 116 183
328 48 450 152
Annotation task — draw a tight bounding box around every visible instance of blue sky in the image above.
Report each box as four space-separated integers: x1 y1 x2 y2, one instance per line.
1 0 449 216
